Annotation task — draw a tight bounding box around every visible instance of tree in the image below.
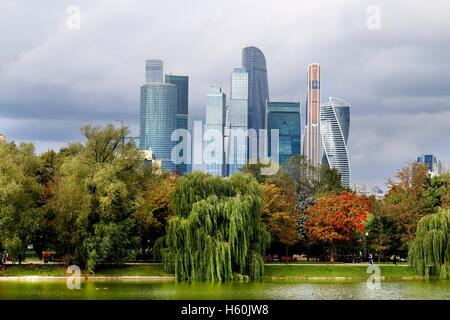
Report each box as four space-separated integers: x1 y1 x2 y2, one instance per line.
384 162 436 252
408 207 450 279
46 124 144 272
261 184 299 257
0 142 42 262
133 174 174 255
155 172 270 281
305 191 373 261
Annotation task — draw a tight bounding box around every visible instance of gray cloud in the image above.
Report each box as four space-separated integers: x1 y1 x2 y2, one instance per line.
0 0 449 187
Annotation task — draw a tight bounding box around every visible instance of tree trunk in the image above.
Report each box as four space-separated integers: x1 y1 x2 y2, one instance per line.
285 245 289 262
330 242 335 262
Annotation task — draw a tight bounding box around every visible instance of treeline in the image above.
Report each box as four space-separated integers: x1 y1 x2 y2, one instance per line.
240 155 449 263
0 124 448 279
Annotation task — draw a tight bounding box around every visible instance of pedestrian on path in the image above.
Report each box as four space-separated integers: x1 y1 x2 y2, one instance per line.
369 253 374 265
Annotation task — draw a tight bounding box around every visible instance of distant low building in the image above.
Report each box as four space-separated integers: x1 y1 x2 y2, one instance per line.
354 183 384 200
142 149 162 174
416 154 445 177
0 134 5 142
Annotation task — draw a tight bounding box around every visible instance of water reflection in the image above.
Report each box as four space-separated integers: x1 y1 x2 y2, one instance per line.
0 280 448 300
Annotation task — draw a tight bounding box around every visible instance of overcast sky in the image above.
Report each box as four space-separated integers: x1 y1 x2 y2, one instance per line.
1 0 449 188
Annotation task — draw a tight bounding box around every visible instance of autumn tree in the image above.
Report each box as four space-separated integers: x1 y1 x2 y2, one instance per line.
133 173 174 255
383 162 437 252
305 191 373 261
261 183 300 257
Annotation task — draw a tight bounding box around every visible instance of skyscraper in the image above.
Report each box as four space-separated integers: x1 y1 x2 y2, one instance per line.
140 60 177 171
165 74 189 174
320 97 351 187
303 63 322 167
145 59 163 83
205 86 226 176
242 46 269 159
227 67 248 176
266 101 301 167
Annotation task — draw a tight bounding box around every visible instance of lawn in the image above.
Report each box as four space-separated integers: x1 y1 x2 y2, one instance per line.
263 264 420 278
0 264 168 277
0 263 420 278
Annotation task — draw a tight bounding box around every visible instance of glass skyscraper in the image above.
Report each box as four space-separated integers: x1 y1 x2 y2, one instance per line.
139 81 177 171
266 101 301 167
145 59 163 83
320 97 351 187
227 67 248 176
205 86 226 176
242 46 270 159
165 74 189 174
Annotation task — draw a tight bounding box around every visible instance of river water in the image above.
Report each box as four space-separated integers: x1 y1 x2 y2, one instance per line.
0 280 448 300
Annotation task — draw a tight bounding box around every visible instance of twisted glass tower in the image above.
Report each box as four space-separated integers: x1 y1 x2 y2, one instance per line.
320 97 351 187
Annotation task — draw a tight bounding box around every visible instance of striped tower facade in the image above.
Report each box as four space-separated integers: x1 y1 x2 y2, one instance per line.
303 63 322 167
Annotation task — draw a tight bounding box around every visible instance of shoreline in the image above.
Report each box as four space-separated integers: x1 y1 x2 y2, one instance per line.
0 275 436 281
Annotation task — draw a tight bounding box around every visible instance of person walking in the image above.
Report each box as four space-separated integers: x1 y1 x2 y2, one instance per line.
369 253 374 265
393 254 397 265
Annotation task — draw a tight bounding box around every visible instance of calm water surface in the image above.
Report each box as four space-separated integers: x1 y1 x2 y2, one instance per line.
0 280 448 300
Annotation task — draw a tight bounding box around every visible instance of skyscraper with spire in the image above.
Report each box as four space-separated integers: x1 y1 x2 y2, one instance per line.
303 63 322 167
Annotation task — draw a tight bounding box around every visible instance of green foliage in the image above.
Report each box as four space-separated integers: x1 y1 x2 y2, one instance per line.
47 124 144 272
155 172 271 281
408 207 450 279
0 142 42 258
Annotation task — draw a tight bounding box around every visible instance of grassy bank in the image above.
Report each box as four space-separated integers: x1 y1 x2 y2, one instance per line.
263 265 419 278
0 263 421 278
0 264 168 277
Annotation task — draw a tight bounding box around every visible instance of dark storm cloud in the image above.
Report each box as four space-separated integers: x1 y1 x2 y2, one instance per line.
0 0 449 187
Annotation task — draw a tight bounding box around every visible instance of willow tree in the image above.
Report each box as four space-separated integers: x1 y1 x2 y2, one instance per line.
155 172 270 281
408 207 450 279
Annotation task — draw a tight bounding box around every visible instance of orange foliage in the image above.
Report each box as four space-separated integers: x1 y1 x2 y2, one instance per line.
261 184 300 249
305 191 373 244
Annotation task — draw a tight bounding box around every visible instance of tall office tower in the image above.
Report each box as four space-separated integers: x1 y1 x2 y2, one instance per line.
204 86 226 176
303 63 322 167
227 67 249 176
242 46 269 159
139 77 177 172
145 59 163 83
320 97 351 188
266 101 301 167
223 105 231 177
165 74 189 174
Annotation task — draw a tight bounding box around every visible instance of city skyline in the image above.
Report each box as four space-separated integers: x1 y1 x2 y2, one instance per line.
1 1 449 189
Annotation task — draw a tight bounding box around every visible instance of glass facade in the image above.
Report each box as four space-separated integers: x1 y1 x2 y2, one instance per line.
320 97 350 187
139 83 177 171
145 59 163 83
242 46 270 160
205 86 226 176
242 46 270 132
227 68 248 176
165 74 189 174
266 102 301 167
